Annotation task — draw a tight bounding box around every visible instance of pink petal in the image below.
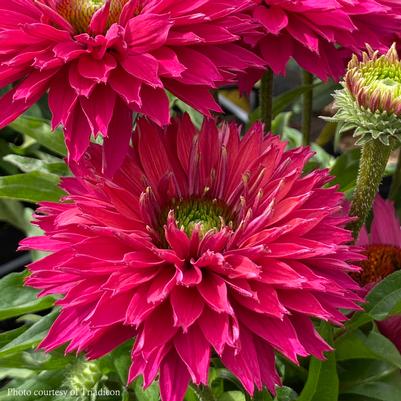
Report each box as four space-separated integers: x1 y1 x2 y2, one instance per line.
174 325 210 384
159 350 191 401
170 287 204 331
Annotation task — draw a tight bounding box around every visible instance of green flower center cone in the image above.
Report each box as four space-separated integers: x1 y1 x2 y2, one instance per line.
56 0 128 33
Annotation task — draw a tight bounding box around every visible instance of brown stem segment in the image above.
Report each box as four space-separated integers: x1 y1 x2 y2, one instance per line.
348 139 393 238
260 68 274 133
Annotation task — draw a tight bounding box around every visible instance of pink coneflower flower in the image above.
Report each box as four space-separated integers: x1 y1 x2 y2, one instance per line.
0 0 263 175
246 0 400 83
356 195 401 351
21 116 363 401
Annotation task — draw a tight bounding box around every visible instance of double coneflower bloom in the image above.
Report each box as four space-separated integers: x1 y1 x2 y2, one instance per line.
0 0 263 174
21 117 364 401
1 1 401 401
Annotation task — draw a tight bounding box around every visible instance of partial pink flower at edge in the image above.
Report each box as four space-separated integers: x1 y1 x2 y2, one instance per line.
239 0 401 90
356 195 401 352
21 115 363 401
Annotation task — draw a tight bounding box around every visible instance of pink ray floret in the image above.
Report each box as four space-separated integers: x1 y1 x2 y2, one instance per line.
21 116 363 401
0 0 264 175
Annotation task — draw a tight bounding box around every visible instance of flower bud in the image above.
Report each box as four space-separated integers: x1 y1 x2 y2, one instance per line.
328 44 401 146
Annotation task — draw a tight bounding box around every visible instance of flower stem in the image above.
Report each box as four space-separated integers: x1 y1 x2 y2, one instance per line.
348 139 393 238
302 71 314 145
190 384 216 401
260 68 274 133
389 149 401 200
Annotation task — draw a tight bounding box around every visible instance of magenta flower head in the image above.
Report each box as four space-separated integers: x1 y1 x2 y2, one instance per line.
0 0 263 175
356 196 401 352
245 0 400 83
21 116 363 401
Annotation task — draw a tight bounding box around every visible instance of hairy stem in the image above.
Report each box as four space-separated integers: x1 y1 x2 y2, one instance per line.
389 149 401 200
348 140 393 238
302 71 314 145
260 68 274 133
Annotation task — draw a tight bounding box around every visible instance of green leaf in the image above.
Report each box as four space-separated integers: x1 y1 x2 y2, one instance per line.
110 341 133 384
9 116 67 156
0 370 66 401
3 154 68 176
0 311 57 358
341 371 401 401
339 360 397 391
364 330 401 368
0 326 27 349
365 270 401 320
133 377 160 401
272 83 322 118
0 199 29 232
218 391 246 401
310 144 334 169
275 387 298 401
297 324 338 401
336 330 377 362
0 273 55 321
330 148 361 194
0 349 72 371
271 113 293 136
122 389 130 401
336 329 401 368
168 93 204 129
254 389 274 401
0 171 65 202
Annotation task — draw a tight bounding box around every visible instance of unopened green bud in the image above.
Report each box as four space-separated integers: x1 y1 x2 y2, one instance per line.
328 44 401 146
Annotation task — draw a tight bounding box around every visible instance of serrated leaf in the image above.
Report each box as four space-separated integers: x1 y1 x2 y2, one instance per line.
0 171 65 202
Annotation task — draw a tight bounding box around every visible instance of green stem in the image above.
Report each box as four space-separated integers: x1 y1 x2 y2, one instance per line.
260 68 274 133
348 139 393 238
389 149 401 200
302 71 314 146
190 384 216 401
